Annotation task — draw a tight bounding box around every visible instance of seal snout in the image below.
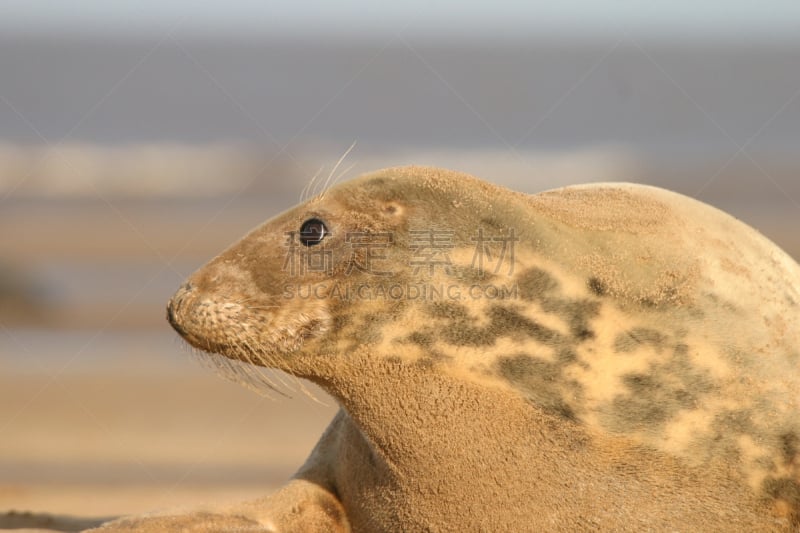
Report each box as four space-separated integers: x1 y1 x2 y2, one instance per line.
166 282 194 335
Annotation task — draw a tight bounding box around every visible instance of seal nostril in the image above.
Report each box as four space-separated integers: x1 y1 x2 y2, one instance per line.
166 301 178 327
167 282 197 335
166 301 188 336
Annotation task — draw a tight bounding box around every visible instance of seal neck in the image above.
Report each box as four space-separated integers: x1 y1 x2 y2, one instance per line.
306 353 542 470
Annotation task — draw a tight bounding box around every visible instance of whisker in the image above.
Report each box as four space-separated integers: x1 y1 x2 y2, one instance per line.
330 162 357 190
319 141 357 200
301 164 326 203
242 326 322 403
241 332 294 397
235 333 288 398
169 315 327 404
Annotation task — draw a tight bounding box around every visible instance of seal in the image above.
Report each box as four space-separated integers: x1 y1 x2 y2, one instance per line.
101 166 800 531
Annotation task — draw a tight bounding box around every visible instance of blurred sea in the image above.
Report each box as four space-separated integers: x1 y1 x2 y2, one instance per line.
1 37 798 150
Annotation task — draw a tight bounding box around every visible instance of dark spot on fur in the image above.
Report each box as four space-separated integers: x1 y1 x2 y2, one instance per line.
704 292 741 314
406 331 434 347
556 348 578 365
452 264 495 283
415 357 437 369
588 277 607 296
426 301 471 320
763 477 800 525
499 353 558 381
553 300 599 342
516 268 599 343
614 328 668 353
550 402 576 421
712 409 756 436
488 306 566 346
614 375 670 425
315 494 345 525
331 299 412 353
573 326 595 341
425 300 571 348
401 326 450 366
442 320 495 346
479 216 506 231
606 343 715 431
358 327 383 344
332 313 352 330
449 305 567 347
517 268 559 300
639 298 657 309
781 432 799 464
497 353 579 420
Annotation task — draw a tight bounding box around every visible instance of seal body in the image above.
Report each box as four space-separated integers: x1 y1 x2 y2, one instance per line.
109 167 800 531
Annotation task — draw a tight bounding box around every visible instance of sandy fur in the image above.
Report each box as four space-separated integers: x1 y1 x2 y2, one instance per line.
95 166 799 531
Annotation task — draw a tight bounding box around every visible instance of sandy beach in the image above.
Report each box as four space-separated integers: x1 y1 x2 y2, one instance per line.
0 352 337 531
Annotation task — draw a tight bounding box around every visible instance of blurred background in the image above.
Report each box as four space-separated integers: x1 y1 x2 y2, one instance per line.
1 0 798 528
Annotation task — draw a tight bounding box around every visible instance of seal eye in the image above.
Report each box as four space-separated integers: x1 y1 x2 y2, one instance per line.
299 218 328 246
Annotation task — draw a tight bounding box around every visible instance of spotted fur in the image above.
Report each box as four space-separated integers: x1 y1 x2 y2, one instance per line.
99 166 800 532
